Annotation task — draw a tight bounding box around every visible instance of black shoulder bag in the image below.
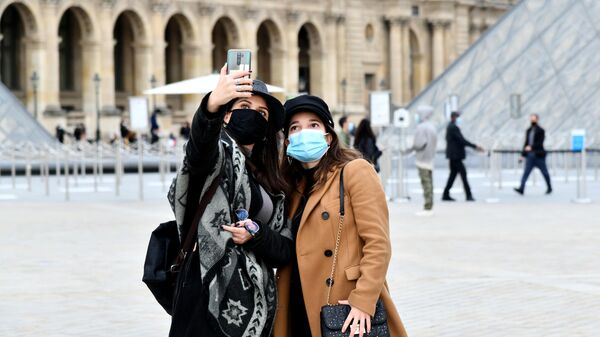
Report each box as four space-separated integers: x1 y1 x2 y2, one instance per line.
320 167 390 337
142 173 221 315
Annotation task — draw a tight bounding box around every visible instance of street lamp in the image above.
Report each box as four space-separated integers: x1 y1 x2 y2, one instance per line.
150 74 157 111
30 71 39 120
93 73 101 143
341 78 347 115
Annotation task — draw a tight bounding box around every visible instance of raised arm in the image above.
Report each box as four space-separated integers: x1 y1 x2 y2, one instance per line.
185 64 253 175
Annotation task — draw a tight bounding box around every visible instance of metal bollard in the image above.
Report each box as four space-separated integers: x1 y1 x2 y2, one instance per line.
65 150 70 201
138 142 144 201
159 141 166 192
115 141 121 197
564 152 569 183
11 148 16 189
93 144 98 192
99 144 104 183
45 153 50 196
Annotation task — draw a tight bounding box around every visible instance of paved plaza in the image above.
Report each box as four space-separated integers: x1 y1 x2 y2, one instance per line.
0 170 599 337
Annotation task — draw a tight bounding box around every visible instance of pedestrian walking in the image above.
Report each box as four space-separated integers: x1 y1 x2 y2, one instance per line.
353 118 382 172
338 116 351 147
404 105 437 215
514 113 552 195
442 111 484 201
273 95 408 337
166 65 292 337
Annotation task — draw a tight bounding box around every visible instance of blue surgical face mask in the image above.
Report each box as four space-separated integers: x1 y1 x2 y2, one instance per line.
456 117 462 126
286 129 329 163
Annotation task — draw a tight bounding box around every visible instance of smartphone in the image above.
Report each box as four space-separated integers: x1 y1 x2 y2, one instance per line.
227 49 251 76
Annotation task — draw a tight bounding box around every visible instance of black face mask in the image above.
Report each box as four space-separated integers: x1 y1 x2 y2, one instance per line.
531 121 538 127
225 109 268 145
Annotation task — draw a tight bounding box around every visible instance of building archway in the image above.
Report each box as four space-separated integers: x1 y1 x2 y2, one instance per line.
211 17 239 73
297 23 323 96
164 15 189 112
113 10 147 112
0 3 38 104
256 20 283 86
58 7 95 114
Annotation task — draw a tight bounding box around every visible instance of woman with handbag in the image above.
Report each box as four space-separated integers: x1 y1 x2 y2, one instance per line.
167 65 293 337
273 95 408 337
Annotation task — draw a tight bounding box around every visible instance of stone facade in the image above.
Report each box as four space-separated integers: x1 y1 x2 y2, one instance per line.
0 0 513 139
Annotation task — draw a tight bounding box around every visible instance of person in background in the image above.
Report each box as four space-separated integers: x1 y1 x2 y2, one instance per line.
55 125 66 143
442 111 484 202
353 118 382 172
514 113 552 195
274 94 408 337
403 105 438 216
179 121 191 140
150 109 160 144
338 116 351 147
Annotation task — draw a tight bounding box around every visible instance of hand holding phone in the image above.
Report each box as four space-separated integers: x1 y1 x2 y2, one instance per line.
206 64 253 113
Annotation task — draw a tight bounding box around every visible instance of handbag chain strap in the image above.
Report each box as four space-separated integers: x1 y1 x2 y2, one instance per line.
326 166 345 306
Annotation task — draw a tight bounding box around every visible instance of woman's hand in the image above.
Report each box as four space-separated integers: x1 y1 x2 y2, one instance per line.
221 219 253 244
206 64 253 113
339 300 371 337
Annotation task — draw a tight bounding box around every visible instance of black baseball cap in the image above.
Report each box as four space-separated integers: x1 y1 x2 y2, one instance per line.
283 95 334 134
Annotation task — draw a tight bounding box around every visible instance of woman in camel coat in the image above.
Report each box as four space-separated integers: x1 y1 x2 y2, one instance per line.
274 95 408 337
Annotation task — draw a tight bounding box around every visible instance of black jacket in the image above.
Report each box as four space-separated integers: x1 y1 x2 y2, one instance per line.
445 122 476 160
355 137 382 171
521 125 546 158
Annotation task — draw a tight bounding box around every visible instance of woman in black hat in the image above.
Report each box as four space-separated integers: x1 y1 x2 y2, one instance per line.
167 65 292 337
273 95 408 337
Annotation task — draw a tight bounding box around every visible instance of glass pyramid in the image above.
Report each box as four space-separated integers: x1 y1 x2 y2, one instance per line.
406 0 600 149
0 82 55 146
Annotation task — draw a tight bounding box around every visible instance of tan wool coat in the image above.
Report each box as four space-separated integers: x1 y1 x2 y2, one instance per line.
274 159 408 337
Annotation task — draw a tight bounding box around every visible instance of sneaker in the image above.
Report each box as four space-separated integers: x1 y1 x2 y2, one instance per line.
513 187 524 195
416 210 434 217
441 195 455 201
545 188 553 195
466 196 476 202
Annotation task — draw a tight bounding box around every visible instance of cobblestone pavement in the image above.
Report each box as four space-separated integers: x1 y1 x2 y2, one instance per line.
0 171 599 336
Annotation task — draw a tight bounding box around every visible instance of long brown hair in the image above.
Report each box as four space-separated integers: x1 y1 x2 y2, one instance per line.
281 123 361 194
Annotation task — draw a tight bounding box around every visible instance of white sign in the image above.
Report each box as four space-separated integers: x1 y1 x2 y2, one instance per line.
393 108 411 128
129 96 149 131
370 91 391 127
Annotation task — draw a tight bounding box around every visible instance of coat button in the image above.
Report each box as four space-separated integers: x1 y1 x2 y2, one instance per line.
324 249 333 257
326 278 334 287
321 211 329 220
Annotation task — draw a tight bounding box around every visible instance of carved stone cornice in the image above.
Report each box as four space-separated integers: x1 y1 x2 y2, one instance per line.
429 19 452 29
286 10 300 23
198 4 215 17
242 7 259 20
151 1 170 14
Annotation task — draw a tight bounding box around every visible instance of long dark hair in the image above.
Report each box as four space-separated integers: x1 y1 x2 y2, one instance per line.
281 122 361 194
225 99 289 195
353 118 375 148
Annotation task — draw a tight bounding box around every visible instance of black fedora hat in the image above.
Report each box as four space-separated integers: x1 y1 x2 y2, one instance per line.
250 79 284 133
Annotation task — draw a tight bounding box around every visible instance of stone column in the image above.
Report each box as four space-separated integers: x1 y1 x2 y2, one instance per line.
99 2 116 114
336 15 346 112
134 43 153 97
197 5 214 75
40 2 61 115
400 18 411 103
388 18 403 106
284 10 300 95
430 20 448 78
323 14 339 105
241 7 259 78
80 40 100 115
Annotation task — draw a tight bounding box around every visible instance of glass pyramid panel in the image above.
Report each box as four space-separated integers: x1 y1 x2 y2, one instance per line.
402 0 600 149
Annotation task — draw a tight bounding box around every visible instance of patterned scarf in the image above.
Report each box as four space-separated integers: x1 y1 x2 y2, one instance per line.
168 133 291 336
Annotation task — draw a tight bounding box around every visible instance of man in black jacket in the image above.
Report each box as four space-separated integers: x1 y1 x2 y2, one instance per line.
514 114 552 195
442 111 484 201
